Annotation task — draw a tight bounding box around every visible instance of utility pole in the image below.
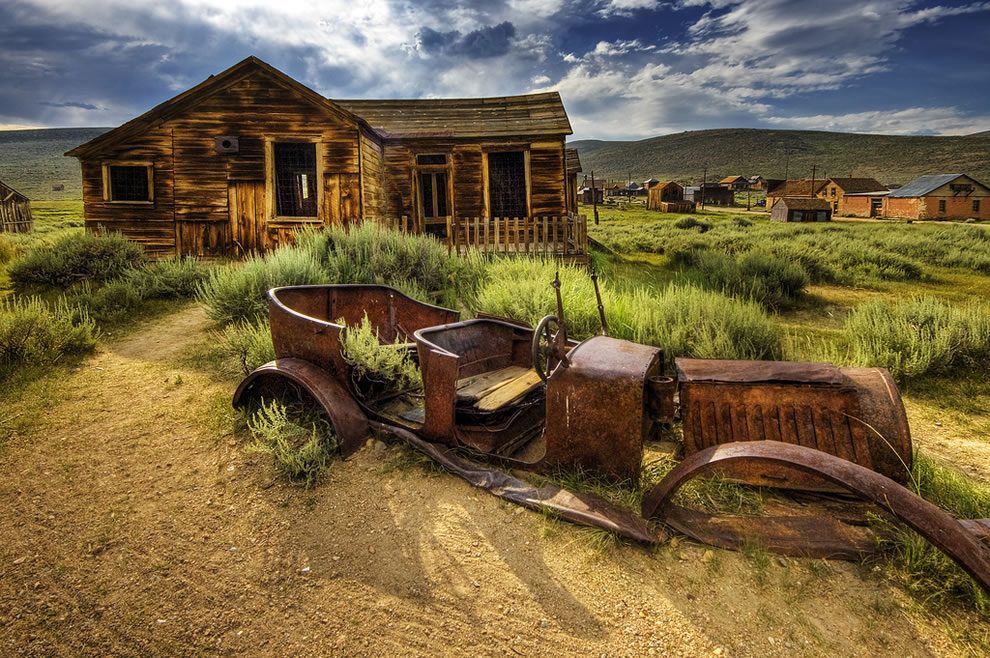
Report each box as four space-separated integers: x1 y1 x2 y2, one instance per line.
701 165 707 211
784 147 791 180
591 171 600 225
810 164 816 198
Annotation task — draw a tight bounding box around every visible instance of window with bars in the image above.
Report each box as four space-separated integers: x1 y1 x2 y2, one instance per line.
274 142 317 217
487 151 527 218
107 165 152 202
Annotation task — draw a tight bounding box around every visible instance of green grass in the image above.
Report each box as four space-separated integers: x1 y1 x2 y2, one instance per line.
244 399 338 488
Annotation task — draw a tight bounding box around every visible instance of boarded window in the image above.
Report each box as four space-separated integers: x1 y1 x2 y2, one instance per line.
274 142 317 217
938 199 946 213
108 165 151 202
487 151 527 218
974 200 981 213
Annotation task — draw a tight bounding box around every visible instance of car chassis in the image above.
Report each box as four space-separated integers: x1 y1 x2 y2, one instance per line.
234 281 990 593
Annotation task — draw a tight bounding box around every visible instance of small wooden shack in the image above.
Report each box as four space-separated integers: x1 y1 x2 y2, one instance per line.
686 183 734 206
719 175 748 191
565 149 582 214
771 197 832 222
0 180 33 234
67 56 587 260
766 179 827 210
647 181 694 212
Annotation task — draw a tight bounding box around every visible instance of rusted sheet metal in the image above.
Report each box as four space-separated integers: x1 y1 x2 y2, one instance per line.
372 421 658 544
642 442 990 593
233 357 370 457
541 336 662 482
676 358 912 489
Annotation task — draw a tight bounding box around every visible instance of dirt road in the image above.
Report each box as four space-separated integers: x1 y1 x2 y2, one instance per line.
0 306 985 656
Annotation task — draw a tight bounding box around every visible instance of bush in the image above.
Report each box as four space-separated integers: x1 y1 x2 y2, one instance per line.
216 320 276 375
845 296 990 381
0 297 97 377
197 246 326 325
674 216 711 232
474 259 782 364
246 399 336 488
9 232 145 291
341 314 422 398
0 236 15 265
694 250 808 308
68 279 145 323
124 257 210 299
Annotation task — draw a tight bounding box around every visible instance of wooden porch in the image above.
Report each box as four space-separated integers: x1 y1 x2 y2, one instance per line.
383 214 589 262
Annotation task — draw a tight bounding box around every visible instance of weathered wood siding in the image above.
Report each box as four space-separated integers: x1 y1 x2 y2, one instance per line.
529 140 566 217
383 144 414 218
359 130 386 222
0 181 33 233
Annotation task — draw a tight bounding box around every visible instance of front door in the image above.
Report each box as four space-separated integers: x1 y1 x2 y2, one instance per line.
415 154 452 240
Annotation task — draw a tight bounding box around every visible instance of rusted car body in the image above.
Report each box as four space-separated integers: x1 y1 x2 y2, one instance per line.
234 283 990 593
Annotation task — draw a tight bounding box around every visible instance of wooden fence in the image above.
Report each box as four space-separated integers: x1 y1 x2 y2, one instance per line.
382 214 589 260
0 199 33 234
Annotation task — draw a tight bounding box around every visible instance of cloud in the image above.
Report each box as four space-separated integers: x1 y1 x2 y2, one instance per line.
40 101 100 110
417 21 517 58
597 0 662 17
765 107 990 136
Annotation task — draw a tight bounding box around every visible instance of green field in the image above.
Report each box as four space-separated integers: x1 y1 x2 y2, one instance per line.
0 127 107 201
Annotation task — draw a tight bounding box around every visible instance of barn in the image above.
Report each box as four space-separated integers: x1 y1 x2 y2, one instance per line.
66 57 586 260
647 181 694 212
771 197 832 222
0 179 33 234
882 174 990 221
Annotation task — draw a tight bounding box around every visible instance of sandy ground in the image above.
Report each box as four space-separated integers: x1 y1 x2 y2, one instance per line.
1 305 987 656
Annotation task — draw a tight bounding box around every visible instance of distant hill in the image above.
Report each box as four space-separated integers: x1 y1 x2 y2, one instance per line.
0 127 108 201
569 128 990 186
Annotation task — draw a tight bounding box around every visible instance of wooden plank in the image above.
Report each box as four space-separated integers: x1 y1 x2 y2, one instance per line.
456 365 530 401
476 369 543 411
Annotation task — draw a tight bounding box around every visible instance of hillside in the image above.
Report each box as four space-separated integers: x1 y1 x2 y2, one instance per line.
569 128 990 186
0 127 107 201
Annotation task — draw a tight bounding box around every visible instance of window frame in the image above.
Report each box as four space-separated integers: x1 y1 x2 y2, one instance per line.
938 199 947 213
973 199 981 213
482 148 531 219
265 137 324 223
101 162 154 204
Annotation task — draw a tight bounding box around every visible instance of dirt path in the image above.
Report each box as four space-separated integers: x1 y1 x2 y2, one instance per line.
0 306 986 656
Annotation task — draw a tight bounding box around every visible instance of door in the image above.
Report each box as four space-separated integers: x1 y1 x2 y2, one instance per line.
229 181 267 255
417 170 450 239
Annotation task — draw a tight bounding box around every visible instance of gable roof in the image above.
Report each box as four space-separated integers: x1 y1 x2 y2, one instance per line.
888 174 987 197
827 177 886 194
0 179 29 203
66 57 371 158
720 175 745 184
777 197 831 210
566 148 582 174
767 179 828 197
335 92 572 139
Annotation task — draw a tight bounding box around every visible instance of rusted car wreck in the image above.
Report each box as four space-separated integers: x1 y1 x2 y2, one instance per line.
234 280 990 593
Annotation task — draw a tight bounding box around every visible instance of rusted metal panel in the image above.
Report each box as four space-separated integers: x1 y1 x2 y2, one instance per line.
541 336 662 482
676 358 912 489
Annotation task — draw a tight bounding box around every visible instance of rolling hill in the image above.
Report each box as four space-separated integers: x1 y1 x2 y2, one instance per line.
569 128 990 186
0 127 108 201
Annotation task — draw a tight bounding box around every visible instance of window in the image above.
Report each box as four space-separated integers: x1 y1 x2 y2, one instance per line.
273 142 317 217
938 199 946 213
105 164 152 202
416 154 447 166
487 151 527 218
974 200 981 213
830 188 836 197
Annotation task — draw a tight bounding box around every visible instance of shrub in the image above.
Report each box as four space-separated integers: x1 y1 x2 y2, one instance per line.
9 232 145 291
674 216 711 232
68 279 145 323
845 296 990 381
340 314 422 398
197 246 326 325
0 296 97 376
124 257 210 299
215 319 276 374
246 399 337 487
474 259 781 364
0 236 15 265
694 250 808 308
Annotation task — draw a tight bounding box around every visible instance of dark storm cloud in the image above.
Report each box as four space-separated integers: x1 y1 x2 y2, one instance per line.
417 21 517 58
39 101 100 110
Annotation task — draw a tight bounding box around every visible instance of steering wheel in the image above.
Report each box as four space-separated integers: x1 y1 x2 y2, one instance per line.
532 314 568 382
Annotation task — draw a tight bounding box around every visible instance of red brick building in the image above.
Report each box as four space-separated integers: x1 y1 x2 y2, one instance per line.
882 174 989 220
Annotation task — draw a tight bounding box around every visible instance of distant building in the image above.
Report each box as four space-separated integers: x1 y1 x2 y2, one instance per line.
748 176 783 191
686 183 734 206
843 190 889 218
647 181 694 212
821 178 886 215
565 148 582 214
771 197 832 222
643 177 661 190
0 179 33 233
766 179 828 209
719 175 748 191
883 174 990 221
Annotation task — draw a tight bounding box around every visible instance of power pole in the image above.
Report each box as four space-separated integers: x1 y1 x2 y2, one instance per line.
784 147 791 180
701 165 707 211
591 171 600 225
810 164 816 198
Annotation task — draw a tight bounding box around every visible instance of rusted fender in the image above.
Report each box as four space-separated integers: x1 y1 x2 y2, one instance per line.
642 441 990 594
233 358 370 458
371 421 659 545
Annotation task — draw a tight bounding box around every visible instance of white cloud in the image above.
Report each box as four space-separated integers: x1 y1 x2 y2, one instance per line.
766 107 990 135
597 0 663 17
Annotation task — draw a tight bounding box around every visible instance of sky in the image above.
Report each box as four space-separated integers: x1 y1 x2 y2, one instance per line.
1 0 989 140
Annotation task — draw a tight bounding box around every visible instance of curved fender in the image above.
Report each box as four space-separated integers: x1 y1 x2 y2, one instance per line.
233 358 370 458
642 441 990 594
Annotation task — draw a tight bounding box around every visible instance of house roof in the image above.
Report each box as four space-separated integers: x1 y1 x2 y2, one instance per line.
777 197 831 210
654 180 681 191
720 175 745 184
335 92 572 139
644 177 660 184
66 56 371 158
888 174 977 198
827 177 886 194
767 179 828 197
566 148 582 174
844 190 890 197
0 179 29 202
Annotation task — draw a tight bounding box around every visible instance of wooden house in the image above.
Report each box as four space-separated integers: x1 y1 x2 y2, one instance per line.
771 197 832 222
686 183 734 206
66 56 586 260
881 174 990 221
647 181 694 212
719 175 748 191
749 176 783 192
765 179 827 210
820 178 886 215
565 149 582 214
0 180 33 234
